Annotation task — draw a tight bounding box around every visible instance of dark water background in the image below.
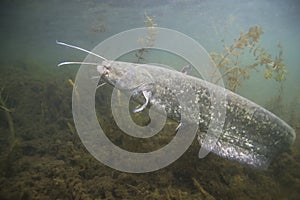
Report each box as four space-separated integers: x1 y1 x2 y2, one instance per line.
0 0 299 199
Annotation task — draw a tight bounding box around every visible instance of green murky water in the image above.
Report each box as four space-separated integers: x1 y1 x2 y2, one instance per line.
0 0 299 199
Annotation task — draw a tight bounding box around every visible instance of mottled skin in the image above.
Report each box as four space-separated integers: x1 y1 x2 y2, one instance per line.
98 60 296 169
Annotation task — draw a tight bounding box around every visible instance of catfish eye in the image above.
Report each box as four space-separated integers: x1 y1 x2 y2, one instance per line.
104 65 111 70
97 65 110 76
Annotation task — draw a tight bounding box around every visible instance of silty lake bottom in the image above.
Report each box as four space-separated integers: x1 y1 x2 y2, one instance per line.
0 0 300 199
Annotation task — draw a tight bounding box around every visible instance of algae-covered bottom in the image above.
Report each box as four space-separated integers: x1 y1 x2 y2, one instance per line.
0 62 299 200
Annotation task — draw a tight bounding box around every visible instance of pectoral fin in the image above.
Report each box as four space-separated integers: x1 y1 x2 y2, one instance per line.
133 91 152 113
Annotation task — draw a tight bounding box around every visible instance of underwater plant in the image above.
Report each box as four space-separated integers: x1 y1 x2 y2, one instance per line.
0 88 16 153
68 78 80 103
135 13 157 63
210 25 287 92
0 87 19 176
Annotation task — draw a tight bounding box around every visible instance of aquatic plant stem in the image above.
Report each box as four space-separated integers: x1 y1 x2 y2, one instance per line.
0 88 16 152
192 178 215 200
215 65 239 84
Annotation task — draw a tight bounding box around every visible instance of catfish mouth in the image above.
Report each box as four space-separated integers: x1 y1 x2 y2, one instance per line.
97 65 110 77
97 64 120 87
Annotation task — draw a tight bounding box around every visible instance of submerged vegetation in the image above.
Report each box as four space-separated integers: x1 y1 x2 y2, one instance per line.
210 25 292 123
135 13 157 63
0 88 20 178
0 88 16 152
210 25 287 92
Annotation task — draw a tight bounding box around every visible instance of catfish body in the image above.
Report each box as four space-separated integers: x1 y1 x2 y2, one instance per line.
99 61 296 169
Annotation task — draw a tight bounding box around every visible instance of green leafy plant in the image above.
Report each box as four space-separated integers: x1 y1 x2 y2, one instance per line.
210 25 287 92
